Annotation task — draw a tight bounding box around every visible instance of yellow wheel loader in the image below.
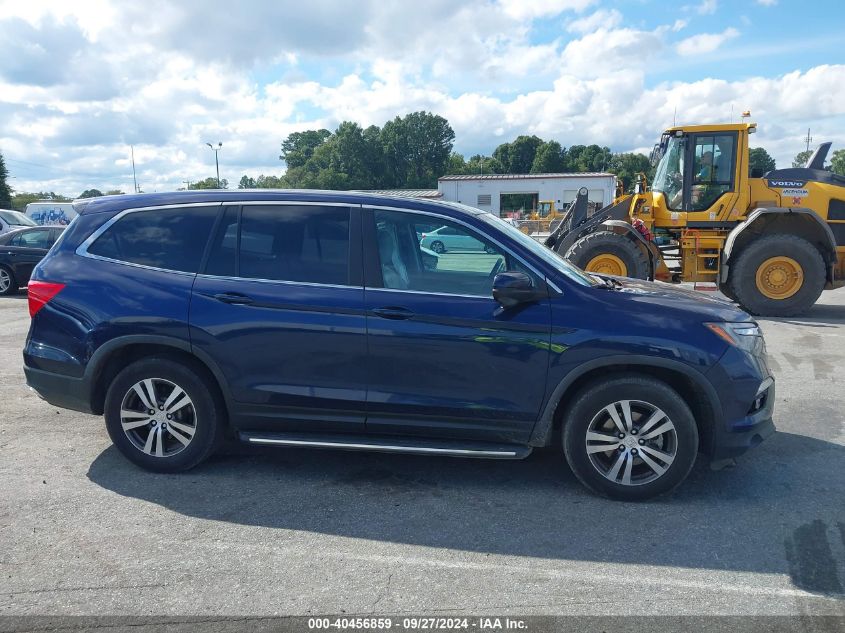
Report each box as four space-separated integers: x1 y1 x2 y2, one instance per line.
545 123 845 316
519 200 566 235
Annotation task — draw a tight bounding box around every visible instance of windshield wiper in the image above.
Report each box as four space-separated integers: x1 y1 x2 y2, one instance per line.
591 274 622 289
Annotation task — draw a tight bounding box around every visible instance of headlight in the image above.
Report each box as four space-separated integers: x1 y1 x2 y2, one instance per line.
705 322 763 354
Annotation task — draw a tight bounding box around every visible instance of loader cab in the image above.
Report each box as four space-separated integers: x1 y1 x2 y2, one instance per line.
651 125 749 223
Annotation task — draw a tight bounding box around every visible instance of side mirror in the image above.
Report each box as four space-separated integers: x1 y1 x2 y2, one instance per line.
493 271 541 309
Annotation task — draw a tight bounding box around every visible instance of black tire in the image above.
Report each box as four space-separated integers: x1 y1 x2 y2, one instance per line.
0 265 17 297
104 357 224 473
718 282 738 303
562 375 699 501
728 234 825 317
565 230 650 279
431 240 445 254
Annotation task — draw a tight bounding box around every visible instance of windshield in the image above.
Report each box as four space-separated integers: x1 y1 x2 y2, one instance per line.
0 210 36 226
651 135 685 210
480 213 599 287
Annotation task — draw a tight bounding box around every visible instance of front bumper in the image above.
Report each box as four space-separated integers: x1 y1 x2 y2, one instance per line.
706 348 776 461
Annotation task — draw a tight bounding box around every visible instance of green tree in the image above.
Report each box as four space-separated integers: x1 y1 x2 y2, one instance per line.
748 148 776 176
188 177 228 190
238 175 257 189
829 149 845 176
792 150 812 168
104 190 124 196
280 129 331 169
255 174 285 188
467 154 503 175
564 144 613 172
447 152 467 174
493 135 543 174
281 113 457 190
607 152 651 192
381 112 454 188
530 141 566 173
11 191 71 211
0 151 11 209
79 189 104 198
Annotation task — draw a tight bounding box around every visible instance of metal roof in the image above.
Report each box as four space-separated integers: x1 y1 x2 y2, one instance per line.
438 172 614 181
353 189 443 198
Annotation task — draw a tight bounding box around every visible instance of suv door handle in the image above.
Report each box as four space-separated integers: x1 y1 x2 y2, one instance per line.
372 307 415 320
213 292 255 306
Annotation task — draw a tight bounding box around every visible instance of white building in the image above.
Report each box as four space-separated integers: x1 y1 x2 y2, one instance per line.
437 172 617 217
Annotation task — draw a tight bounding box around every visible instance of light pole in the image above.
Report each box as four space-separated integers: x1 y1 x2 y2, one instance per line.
206 142 222 188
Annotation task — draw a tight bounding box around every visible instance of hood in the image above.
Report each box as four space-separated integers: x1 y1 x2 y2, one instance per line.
599 275 753 323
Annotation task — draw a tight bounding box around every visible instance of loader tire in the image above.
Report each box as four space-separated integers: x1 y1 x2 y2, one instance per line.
728 234 825 317
565 231 650 279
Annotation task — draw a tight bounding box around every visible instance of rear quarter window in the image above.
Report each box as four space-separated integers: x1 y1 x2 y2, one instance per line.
85 206 218 273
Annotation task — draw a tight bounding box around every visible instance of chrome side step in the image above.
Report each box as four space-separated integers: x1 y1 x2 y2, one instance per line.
238 432 532 460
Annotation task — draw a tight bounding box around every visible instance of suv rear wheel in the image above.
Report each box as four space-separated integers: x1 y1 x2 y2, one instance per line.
104 357 223 472
562 375 698 500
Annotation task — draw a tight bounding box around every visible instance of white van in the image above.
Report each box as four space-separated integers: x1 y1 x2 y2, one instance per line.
0 209 38 235
25 202 77 226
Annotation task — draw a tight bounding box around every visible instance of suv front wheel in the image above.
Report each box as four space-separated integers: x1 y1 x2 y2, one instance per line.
104 357 223 472
562 375 699 500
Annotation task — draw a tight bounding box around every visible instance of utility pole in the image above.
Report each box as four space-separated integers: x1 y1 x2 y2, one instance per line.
804 128 813 152
130 145 139 193
183 180 192 190
206 142 222 188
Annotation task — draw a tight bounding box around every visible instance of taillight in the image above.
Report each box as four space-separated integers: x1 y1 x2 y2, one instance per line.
28 281 65 318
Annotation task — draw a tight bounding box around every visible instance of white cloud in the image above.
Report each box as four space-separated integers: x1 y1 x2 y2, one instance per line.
0 2 842 195
498 0 595 20
676 27 739 56
566 8 623 33
696 0 718 15
756 0 777 5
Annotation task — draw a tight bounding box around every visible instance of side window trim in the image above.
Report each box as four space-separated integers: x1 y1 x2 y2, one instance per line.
362 204 549 297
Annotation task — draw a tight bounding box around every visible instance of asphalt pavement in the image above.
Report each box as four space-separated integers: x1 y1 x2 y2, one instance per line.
1 289 844 617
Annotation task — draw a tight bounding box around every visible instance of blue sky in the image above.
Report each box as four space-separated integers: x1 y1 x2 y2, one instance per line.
0 0 843 195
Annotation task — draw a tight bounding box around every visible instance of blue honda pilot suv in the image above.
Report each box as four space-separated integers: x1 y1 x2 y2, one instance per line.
23 191 775 500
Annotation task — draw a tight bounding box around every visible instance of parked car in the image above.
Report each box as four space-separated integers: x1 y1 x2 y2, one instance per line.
0 226 65 296
420 224 497 254
0 209 37 235
23 191 775 500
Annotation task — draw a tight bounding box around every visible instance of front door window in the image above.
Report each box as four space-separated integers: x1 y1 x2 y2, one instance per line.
374 210 532 296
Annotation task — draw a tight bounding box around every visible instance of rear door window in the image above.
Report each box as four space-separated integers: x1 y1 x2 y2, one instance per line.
203 205 351 285
14 229 52 249
86 206 218 273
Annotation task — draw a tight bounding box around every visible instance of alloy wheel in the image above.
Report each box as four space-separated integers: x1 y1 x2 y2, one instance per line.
0 269 10 293
584 399 677 486
120 378 197 457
